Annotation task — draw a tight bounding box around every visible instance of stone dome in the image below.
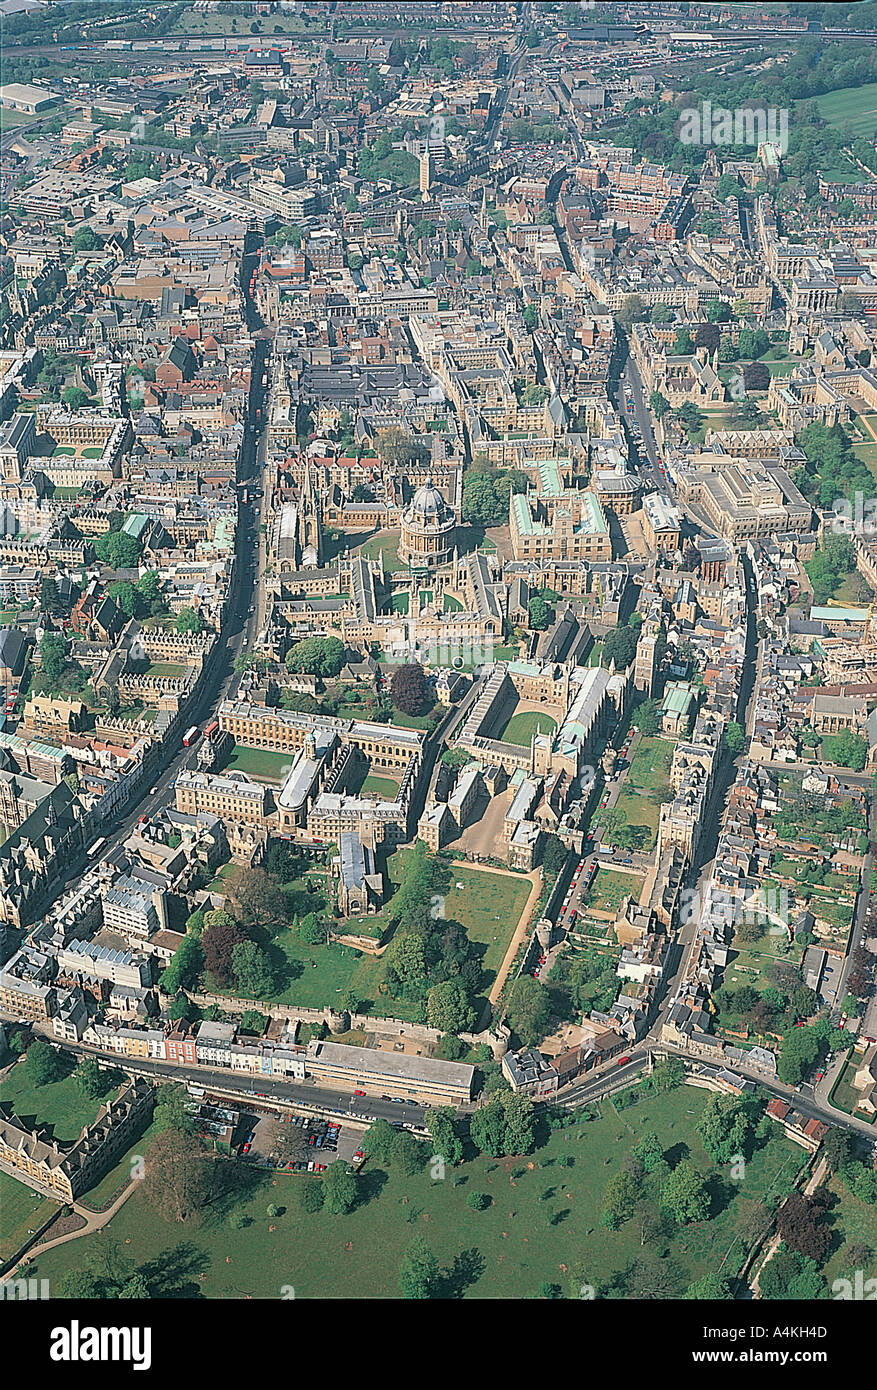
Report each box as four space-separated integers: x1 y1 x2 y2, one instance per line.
408 478 451 522
398 476 456 570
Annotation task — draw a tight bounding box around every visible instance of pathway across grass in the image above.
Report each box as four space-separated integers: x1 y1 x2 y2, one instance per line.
0 1172 59 1265
25 1085 807 1299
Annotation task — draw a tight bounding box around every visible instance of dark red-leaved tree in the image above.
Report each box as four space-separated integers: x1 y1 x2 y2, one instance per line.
201 916 248 984
390 662 431 716
776 1192 832 1262
743 361 770 391
694 322 720 354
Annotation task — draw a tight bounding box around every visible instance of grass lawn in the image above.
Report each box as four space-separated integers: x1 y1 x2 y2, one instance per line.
358 534 402 573
822 1174 877 1290
829 1056 876 1125
814 81 877 136
609 789 662 847
1 105 54 129
245 855 529 1016
588 868 643 915
360 773 400 799
437 866 530 980
222 744 293 782
389 704 440 730
3 1053 101 1142
390 593 409 614
608 736 674 849
81 447 104 459
497 707 558 746
625 736 675 792
854 442 877 483
26 1085 807 1299
443 593 463 612
52 445 76 456
144 661 185 678
224 931 364 1011
724 928 804 997
205 861 243 894
172 7 308 31
0 1172 60 1264
833 569 874 604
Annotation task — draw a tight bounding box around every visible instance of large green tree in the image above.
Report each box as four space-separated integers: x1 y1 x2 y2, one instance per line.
399 1237 442 1299
505 975 550 1047
661 1160 711 1225
285 635 345 678
322 1160 358 1215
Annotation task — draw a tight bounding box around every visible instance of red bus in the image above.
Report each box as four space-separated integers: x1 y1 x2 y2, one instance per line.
204 719 220 741
183 725 200 747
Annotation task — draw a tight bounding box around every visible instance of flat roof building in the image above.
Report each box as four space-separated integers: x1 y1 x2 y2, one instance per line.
305 1038 474 1104
0 83 56 113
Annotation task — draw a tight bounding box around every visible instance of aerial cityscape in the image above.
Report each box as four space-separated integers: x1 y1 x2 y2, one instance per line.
2 0 877 1319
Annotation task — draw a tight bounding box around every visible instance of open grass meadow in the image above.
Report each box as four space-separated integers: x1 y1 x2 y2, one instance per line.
815 82 877 137
25 1084 809 1299
437 864 531 978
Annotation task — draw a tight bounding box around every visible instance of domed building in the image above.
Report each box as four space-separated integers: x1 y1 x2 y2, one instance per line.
398 477 456 570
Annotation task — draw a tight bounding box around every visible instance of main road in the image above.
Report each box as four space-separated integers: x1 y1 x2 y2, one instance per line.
51 255 269 877
0 1012 428 1131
